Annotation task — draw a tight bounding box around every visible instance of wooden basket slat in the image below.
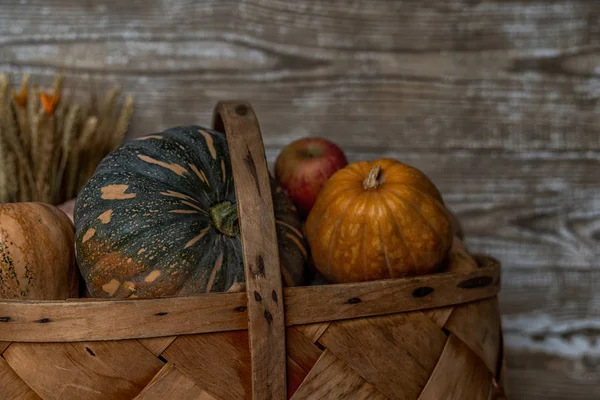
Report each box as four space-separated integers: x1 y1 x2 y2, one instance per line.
417 333 493 400
134 363 216 400
159 328 326 400
3 340 164 400
422 307 453 328
0 291 246 342
0 356 41 400
137 336 177 357
0 341 10 354
290 349 387 400
284 327 323 398
283 262 499 327
294 322 331 343
0 305 506 400
0 262 500 343
162 331 252 400
444 297 502 376
318 312 447 399
421 238 479 329
0 312 505 400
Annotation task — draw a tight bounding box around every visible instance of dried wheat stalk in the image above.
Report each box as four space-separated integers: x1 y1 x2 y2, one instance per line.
0 72 135 204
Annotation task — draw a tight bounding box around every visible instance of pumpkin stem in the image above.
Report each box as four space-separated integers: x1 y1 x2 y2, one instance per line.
210 201 239 237
363 165 383 190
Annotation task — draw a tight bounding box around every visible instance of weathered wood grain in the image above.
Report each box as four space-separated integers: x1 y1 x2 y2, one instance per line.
419 333 493 400
161 327 325 400
285 327 323 398
0 341 10 354
318 312 447 399
1 1 598 398
3 340 164 400
0 356 41 400
283 258 500 327
295 322 331 343
445 298 502 377
504 347 600 400
134 363 216 400
501 267 600 330
500 267 600 399
0 291 247 342
1 1 599 153
162 331 253 400
290 350 386 400
138 336 177 356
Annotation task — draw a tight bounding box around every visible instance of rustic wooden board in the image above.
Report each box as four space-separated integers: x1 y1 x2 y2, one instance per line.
1 1 598 398
2 1 599 155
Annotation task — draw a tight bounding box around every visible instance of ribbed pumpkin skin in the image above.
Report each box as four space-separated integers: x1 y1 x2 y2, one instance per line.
305 158 453 284
0 203 79 300
74 126 307 298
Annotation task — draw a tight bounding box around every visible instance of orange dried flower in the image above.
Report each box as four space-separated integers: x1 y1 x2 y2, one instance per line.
12 87 28 108
40 91 59 115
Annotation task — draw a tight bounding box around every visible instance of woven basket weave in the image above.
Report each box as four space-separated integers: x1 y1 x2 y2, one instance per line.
0 101 507 400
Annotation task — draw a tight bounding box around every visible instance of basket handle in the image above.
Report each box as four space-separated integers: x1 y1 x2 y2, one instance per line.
212 101 287 400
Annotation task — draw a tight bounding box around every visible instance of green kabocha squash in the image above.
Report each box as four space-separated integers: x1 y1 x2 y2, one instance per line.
74 126 308 298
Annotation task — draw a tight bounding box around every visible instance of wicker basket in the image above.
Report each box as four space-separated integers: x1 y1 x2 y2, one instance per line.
0 101 507 400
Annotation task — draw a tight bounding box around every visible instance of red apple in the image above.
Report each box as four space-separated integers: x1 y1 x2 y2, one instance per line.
274 137 348 216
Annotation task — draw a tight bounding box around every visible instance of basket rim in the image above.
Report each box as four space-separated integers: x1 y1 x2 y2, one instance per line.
0 255 500 343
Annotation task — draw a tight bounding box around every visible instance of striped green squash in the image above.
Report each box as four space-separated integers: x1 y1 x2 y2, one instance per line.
74 126 308 298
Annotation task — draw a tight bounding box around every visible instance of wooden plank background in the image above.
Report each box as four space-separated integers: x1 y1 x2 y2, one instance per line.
1 0 599 398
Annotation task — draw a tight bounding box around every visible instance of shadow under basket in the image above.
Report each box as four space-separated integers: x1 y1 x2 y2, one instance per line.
0 101 508 400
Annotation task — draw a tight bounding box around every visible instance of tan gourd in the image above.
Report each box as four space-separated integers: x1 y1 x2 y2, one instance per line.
0 202 79 299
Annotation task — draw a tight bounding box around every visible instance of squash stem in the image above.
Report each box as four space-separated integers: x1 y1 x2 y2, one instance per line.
363 165 383 190
210 201 239 237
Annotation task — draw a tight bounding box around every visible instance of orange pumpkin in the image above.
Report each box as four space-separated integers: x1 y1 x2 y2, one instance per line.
0 203 79 299
305 158 453 283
